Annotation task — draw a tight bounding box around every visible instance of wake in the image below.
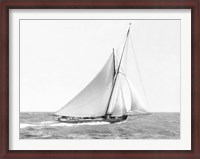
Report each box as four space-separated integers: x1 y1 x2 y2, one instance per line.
20 121 111 128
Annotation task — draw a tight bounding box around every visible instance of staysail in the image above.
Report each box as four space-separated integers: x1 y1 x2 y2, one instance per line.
111 85 127 117
106 73 126 115
54 53 115 117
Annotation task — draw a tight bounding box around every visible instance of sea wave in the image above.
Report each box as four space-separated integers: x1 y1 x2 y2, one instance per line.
20 112 180 139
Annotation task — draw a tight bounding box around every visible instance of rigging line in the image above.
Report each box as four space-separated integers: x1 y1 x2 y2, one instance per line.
129 32 151 112
116 32 128 55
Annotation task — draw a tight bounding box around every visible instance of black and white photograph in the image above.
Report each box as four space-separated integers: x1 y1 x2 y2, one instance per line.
19 19 180 140
2 0 200 156
8 9 191 150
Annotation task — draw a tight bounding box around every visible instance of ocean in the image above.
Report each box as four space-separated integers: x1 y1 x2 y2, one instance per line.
20 112 180 139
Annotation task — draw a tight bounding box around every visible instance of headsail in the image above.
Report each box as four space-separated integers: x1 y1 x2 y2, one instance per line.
111 85 127 117
126 77 148 114
54 53 115 117
106 73 126 115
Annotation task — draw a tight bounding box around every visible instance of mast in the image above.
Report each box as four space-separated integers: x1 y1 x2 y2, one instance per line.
117 23 131 73
105 24 131 117
113 48 116 75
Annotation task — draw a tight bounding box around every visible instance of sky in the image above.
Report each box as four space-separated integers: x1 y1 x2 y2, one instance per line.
20 20 180 112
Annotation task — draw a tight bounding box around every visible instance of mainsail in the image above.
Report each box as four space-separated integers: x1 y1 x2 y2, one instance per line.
54 53 115 117
55 24 149 119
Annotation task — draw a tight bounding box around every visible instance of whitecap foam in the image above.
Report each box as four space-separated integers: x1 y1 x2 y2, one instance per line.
49 123 75 127
39 121 56 124
116 120 127 124
20 121 111 128
49 121 110 127
20 123 39 128
78 121 110 126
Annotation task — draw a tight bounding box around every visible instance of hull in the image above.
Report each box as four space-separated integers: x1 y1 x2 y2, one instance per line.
105 115 128 123
54 115 128 124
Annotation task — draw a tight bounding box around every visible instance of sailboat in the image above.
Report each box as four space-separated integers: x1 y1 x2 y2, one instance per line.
53 24 150 124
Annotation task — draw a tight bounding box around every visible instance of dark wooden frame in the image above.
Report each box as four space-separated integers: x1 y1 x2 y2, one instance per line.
0 0 199 158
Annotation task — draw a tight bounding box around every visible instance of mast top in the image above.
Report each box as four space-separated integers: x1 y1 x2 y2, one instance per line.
127 23 131 35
